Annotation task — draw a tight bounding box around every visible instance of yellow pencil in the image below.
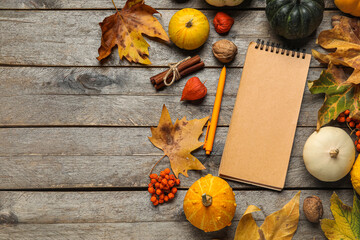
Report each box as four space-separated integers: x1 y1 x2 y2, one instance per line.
204 66 226 155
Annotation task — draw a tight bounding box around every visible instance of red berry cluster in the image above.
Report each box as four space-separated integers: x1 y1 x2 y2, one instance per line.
148 168 180 206
336 109 360 151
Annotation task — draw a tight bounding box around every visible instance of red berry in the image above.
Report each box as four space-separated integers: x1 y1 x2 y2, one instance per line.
345 109 350 115
161 179 167 185
356 131 360 137
168 193 175 199
149 173 158 179
159 194 165 200
153 200 159 206
171 188 177 194
164 196 169 202
168 180 174 187
158 199 164 204
338 116 346 123
350 121 355 128
346 117 351 122
175 179 180 185
148 187 155 194
156 189 162 195
155 182 160 189
169 174 175 180
164 168 171 174
150 196 157 202
160 171 166 177
150 179 157 184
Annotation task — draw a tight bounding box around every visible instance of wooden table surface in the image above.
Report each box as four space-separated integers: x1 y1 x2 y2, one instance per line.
0 0 355 239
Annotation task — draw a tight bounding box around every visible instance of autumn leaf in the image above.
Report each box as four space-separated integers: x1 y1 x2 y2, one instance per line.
149 105 209 177
310 15 360 129
321 192 360 240
234 191 300 240
97 0 170 65
308 64 359 130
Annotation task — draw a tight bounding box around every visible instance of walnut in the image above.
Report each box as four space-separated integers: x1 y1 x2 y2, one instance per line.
212 39 237 64
303 195 323 223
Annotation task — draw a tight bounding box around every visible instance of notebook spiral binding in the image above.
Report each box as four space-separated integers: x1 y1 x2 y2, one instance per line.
255 39 306 59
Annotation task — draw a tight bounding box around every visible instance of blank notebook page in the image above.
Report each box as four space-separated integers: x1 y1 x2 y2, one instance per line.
219 41 311 191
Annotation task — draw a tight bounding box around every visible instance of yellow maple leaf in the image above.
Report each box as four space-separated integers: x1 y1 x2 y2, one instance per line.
97 0 170 64
321 192 360 240
149 105 209 177
234 191 300 240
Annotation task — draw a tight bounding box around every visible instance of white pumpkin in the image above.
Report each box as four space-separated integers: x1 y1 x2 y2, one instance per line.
303 126 355 182
205 0 244 7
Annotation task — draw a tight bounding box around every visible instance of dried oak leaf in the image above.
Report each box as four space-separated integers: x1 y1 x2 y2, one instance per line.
234 191 300 240
321 192 360 240
310 15 360 129
97 0 170 65
149 105 209 178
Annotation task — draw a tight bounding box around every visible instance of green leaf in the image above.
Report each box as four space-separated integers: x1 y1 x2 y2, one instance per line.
308 64 357 130
321 192 360 240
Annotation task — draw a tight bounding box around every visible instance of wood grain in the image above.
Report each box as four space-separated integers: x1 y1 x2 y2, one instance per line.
0 190 352 223
0 67 325 126
0 126 354 189
0 10 340 67
0 221 328 240
0 190 353 239
0 127 317 157
0 0 336 10
0 155 351 189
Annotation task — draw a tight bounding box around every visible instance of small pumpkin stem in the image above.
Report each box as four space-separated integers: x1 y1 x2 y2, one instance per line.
202 193 212 207
186 19 193 28
329 149 339 158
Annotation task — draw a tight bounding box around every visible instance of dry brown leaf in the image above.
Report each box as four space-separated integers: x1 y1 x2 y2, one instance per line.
310 15 360 129
97 0 170 64
312 15 360 84
234 191 300 240
149 105 209 177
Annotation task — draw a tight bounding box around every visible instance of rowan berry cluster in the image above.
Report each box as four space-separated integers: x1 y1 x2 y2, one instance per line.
336 109 360 152
148 168 180 206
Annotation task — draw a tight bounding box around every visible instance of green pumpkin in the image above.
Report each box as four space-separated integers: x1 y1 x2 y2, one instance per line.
266 0 324 40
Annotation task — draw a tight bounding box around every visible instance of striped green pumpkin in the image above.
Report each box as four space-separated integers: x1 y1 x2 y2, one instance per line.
266 0 324 39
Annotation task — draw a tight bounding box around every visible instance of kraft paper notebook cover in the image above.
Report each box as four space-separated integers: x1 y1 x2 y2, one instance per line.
219 40 311 191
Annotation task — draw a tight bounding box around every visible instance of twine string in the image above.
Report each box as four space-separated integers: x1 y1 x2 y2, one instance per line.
163 56 191 86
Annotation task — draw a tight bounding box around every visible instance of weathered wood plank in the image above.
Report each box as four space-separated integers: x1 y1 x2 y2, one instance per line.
0 126 353 189
1 66 324 96
0 10 341 67
0 91 323 127
0 0 336 10
0 190 353 223
0 66 325 127
0 221 327 239
0 127 318 157
0 155 351 189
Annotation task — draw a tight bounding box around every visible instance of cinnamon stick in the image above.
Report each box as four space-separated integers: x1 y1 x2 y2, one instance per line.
150 55 201 86
154 61 205 90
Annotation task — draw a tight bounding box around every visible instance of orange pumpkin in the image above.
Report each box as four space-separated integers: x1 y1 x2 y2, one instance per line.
334 0 360 17
183 174 236 232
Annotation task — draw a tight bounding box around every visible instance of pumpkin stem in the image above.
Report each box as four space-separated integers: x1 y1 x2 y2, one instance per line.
202 193 212 207
186 19 193 28
329 149 339 158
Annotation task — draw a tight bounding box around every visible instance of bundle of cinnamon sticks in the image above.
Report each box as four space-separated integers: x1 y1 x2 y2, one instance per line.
150 55 205 90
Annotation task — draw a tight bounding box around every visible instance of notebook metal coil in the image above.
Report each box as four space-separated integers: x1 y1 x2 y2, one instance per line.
255 39 306 59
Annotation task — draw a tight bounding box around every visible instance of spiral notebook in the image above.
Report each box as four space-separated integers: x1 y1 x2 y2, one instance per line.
219 40 311 191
